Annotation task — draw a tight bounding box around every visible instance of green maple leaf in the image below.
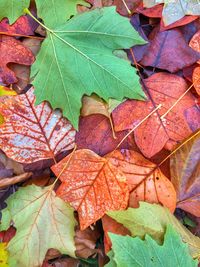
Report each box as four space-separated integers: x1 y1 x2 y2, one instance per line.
0 185 76 267
0 0 88 27
31 7 146 129
143 0 200 25
107 202 200 259
106 225 198 267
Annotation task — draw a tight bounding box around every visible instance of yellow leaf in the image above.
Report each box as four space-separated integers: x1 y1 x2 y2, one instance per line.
0 243 8 267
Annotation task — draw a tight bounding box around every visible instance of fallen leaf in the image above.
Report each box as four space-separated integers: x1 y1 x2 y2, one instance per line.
107 225 198 267
193 66 200 95
0 87 75 163
0 185 76 267
114 0 141 16
140 26 200 72
31 7 146 129
51 149 129 230
0 227 16 243
76 114 136 156
0 243 8 267
143 0 200 25
112 73 200 158
189 29 200 64
107 202 200 259
0 35 35 85
170 132 200 217
106 149 176 212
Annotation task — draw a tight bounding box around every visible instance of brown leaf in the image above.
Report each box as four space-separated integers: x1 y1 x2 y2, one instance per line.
171 132 200 217
0 87 75 163
51 149 129 230
0 36 34 85
140 26 200 72
106 149 176 212
113 73 200 158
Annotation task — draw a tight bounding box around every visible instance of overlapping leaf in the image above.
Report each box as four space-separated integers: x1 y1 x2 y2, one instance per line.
107 226 198 267
51 149 129 230
0 185 76 267
113 73 200 158
106 149 176 212
31 7 146 129
170 133 200 217
107 202 200 259
143 0 200 25
0 87 75 163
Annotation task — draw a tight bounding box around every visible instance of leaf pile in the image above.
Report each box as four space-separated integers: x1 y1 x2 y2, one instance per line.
0 0 199 266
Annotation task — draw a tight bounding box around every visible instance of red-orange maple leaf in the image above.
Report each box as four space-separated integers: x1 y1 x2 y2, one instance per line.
51 149 129 230
0 87 75 163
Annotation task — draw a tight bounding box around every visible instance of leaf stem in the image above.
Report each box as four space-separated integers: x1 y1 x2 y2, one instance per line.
24 8 53 33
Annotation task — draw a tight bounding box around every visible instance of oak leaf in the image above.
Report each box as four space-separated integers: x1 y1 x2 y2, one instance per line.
0 87 75 163
112 73 200 158
106 149 176 212
107 202 200 259
31 7 146 129
170 132 200 217
0 35 34 85
0 185 76 267
51 149 129 230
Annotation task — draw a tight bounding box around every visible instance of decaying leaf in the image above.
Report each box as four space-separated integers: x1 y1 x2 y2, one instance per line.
0 87 75 163
106 149 176 212
107 202 200 259
0 35 34 85
107 225 198 267
113 73 200 158
51 149 129 230
171 132 200 217
31 7 146 129
0 185 76 267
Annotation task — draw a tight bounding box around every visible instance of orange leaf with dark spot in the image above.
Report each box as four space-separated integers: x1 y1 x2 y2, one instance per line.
113 73 200 158
0 35 34 85
106 149 176 212
171 133 200 217
0 87 75 163
51 149 129 230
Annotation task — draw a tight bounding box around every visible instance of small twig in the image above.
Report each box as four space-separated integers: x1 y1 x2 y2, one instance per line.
0 172 33 188
0 31 44 40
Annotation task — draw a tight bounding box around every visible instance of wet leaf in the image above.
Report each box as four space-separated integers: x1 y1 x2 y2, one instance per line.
171 132 200 217
106 149 176 212
113 73 200 158
31 7 146 129
107 202 200 259
107 225 198 267
0 185 76 267
0 87 75 163
51 149 129 230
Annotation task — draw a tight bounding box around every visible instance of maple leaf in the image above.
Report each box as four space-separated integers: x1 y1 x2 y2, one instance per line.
143 0 200 25
0 87 75 163
0 185 76 267
113 73 200 158
107 203 200 259
31 7 146 129
106 149 176 212
139 26 200 73
0 35 34 85
0 243 8 267
170 132 200 217
51 149 129 230
107 226 198 267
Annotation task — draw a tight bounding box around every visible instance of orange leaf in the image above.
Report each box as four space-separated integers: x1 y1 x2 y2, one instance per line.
0 87 75 163
106 149 176 212
189 29 200 65
51 149 129 230
192 66 200 95
113 73 199 158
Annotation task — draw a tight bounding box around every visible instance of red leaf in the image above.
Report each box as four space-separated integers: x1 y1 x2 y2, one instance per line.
113 73 199 157
106 149 176 212
189 29 200 64
0 35 34 85
140 26 200 72
0 87 75 163
51 149 129 230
